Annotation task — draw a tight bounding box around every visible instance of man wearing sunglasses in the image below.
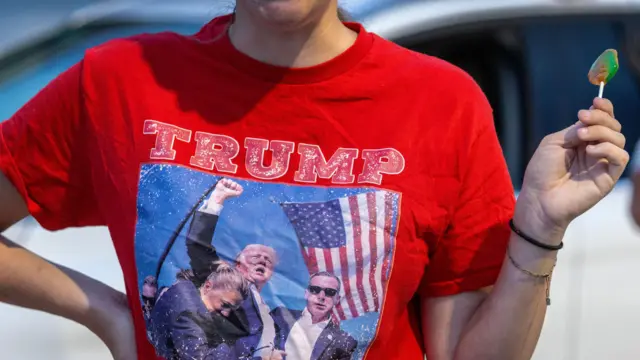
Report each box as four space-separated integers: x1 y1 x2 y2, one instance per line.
271 272 357 360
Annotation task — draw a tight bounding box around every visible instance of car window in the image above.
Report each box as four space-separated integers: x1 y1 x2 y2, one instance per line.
0 23 202 120
399 14 640 189
403 27 527 189
520 16 640 176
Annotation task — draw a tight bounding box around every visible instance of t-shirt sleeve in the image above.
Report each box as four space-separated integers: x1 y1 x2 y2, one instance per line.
419 78 515 298
0 60 104 231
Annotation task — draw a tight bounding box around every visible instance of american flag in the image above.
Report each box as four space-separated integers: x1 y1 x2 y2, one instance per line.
280 190 400 321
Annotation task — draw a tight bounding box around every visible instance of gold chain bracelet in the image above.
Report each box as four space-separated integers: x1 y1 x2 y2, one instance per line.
507 247 557 306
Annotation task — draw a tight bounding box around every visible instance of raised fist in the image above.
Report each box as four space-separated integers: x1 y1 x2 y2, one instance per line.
210 178 244 205
263 350 286 360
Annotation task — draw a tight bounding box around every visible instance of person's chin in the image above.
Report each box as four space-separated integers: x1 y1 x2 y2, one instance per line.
246 0 311 23
250 274 265 284
312 303 328 312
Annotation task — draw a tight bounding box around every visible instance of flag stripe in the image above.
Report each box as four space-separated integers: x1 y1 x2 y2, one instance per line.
342 197 367 318
374 192 387 298
356 193 376 312
307 248 319 274
338 198 359 319
284 190 400 321
330 247 349 320
339 244 359 318
381 192 393 285
366 192 380 309
319 247 348 320
349 196 370 313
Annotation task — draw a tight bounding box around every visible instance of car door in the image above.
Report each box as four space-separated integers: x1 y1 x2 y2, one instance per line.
382 10 640 360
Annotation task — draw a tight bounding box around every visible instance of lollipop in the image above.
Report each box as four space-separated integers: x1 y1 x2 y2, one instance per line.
588 49 619 98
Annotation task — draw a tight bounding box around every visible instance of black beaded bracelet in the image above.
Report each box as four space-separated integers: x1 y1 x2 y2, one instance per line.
509 219 564 251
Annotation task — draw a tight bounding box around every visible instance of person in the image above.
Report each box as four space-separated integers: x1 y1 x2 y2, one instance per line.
630 139 640 226
148 261 250 360
184 177 282 359
141 275 159 326
271 272 357 360
0 1 628 360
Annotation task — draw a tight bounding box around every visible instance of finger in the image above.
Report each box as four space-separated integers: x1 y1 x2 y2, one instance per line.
586 142 630 176
578 125 626 148
562 122 586 148
577 109 621 132
593 97 614 118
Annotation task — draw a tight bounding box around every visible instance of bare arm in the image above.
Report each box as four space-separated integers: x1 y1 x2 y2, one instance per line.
423 228 554 360
0 173 134 358
424 96 626 360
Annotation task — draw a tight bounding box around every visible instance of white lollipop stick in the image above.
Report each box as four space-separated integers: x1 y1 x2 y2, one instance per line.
598 81 604 98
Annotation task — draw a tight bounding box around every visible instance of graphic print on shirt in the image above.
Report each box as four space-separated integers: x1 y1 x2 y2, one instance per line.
134 163 401 360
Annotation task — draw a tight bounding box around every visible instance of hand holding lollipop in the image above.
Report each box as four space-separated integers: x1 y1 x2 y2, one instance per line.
588 48 619 98
512 47 628 256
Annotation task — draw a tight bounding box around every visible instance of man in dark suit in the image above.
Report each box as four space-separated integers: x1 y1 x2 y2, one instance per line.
185 178 283 360
271 272 357 360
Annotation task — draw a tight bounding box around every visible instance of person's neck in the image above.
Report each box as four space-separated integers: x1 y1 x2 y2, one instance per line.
251 281 264 292
311 316 328 324
199 291 213 311
228 11 358 68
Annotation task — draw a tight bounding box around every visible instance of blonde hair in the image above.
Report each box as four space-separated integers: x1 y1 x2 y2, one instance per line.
337 7 351 22
205 260 250 299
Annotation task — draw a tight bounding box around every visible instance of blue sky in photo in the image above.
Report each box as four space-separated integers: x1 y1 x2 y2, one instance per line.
133 163 400 358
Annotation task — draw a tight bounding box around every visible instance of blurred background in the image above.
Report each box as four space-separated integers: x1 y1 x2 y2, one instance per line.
1 0 640 359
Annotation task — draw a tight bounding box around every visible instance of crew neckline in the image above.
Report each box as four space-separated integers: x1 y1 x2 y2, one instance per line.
202 14 374 84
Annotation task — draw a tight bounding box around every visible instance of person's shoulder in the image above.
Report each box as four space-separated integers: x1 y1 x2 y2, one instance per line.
330 325 356 342
83 13 231 64
367 33 485 99
82 30 192 70
330 327 357 351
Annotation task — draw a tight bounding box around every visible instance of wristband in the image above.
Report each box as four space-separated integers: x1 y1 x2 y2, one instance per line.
509 219 564 251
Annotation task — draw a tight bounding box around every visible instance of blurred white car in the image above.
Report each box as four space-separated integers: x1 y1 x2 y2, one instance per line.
1 0 640 359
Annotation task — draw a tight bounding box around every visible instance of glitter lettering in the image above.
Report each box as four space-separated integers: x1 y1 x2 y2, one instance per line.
244 138 295 180
143 120 192 160
189 132 240 173
358 149 405 185
294 144 358 184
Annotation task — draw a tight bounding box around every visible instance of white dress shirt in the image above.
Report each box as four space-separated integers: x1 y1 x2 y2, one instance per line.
254 287 277 356
199 200 223 215
284 308 330 360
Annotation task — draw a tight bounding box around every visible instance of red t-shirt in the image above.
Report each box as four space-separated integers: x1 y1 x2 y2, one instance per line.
0 14 514 360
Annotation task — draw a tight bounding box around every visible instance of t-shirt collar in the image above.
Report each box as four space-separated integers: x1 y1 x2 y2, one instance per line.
198 14 374 84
